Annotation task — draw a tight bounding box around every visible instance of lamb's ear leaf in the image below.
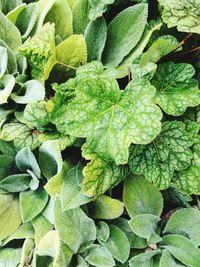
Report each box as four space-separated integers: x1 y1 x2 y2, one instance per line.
0 248 22 267
129 250 161 267
160 234 200 266
88 0 114 21
0 39 17 74
0 10 22 52
0 75 15 104
96 221 110 242
6 3 26 23
32 214 53 245
19 23 56 81
0 46 7 78
19 238 35 267
158 0 200 34
159 250 181 267
123 175 163 218
0 194 21 240
72 0 89 34
84 17 107 61
45 0 73 41
102 4 148 68
20 188 48 222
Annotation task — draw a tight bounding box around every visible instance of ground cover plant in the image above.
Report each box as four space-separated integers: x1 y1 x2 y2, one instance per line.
1 0 200 266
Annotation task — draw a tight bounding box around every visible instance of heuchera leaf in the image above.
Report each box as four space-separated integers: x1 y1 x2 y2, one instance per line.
88 0 114 21
58 75 162 165
158 0 200 34
19 23 56 81
102 4 148 67
129 121 194 189
152 62 200 116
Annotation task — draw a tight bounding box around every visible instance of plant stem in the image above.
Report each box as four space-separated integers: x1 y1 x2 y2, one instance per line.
173 33 193 52
56 61 78 70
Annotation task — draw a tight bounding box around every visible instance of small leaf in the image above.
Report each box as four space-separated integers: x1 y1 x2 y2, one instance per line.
102 4 148 67
129 250 161 267
160 234 200 267
0 174 31 192
0 194 21 240
20 188 48 222
89 195 124 220
96 221 110 242
129 214 162 243
88 0 114 20
0 74 15 104
84 244 115 267
11 80 45 104
0 46 7 78
99 225 130 263
123 175 163 218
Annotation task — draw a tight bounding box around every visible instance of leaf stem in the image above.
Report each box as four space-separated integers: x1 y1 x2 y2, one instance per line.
173 33 193 52
56 61 78 70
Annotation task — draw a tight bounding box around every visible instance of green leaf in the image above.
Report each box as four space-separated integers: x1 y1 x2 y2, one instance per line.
158 0 200 34
123 175 163 218
0 173 31 192
89 195 124 220
54 197 96 253
39 140 62 179
56 34 87 68
0 46 7 78
45 0 73 41
72 0 89 34
0 10 22 52
129 250 161 267
19 23 56 81
99 225 130 263
0 248 21 267
163 208 200 246
11 80 45 104
152 62 200 116
129 214 162 243
2 222 34 246
60 77 162 165
0 194 21 240
82 144 128 197
1 122 40 150
61 165 91 210
19 238 35 267
32 214 53 245
0 39 17 74
15 3 38 40
159 250 185 267
160 234 200 267
96 221 110 242
129 121 194 189
84 244 115 267
0 74 15 104
20 188 48 222
88 0 114 21
102 4 148 67
15 147 41 178
6 3 26 23
84 17 107 61
139 35 180 66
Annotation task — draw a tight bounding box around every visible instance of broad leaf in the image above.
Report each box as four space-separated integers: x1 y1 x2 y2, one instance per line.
0 74 15 104
6 3 26 23
88 0 114 21
99 225 130 263
0 173 31 192
0 194 21 240
129 121 194 189
102 4 148 67
152 62 200 116
72 0 89 34
32 214 53 245
19 23 56 81
59 77 162 165
129 250 161 267
159 250 185 267
20 188 48 222
123 175 163 217
158 0 200 34
0 248 21 267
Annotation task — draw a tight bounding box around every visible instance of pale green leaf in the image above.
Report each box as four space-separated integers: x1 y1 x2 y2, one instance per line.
84 244 115 267
0 74 15 104
84 17 107 61
158 0 200 34
32 214 53 245
129 250 161 267
102 4 148 67
96 221 110 242
160 234 200 267
0 10 22 52
88 0 114 20
0 39 17 74
129 121 194 189
0 46 7 78
123 175 163 217
0 173 31 192
20 188 48 222
59 77 162 165
6 3 26 23
0 248 21 267
19 238 35 267
19 23 56 81
89 195 124 219
72 0 89 34
129 214 162 243
152 62 200 116
0 194 21 240
159 250 185 267
54 197 96 253
99 225 130 263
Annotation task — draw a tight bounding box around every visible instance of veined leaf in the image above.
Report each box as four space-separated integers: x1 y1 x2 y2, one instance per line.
19 23 56 81
102 4 148 67
152 62 200 116
129 121 194 189
59 76 162 165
